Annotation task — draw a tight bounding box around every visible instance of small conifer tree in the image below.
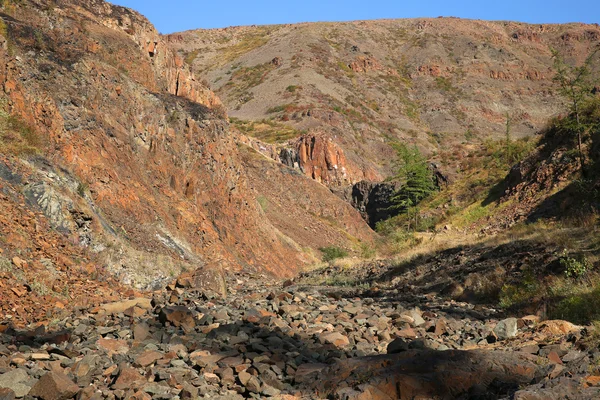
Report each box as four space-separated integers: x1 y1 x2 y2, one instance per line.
390 143 436 231
551 45 600 174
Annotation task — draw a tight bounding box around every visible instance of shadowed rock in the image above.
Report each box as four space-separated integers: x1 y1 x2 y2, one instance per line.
311 349 544 399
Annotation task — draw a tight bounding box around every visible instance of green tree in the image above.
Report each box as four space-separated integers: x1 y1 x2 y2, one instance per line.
551 45 600 174
390 143 436 231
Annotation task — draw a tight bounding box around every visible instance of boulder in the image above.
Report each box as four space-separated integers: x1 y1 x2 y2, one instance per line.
494 318 519 340
28 372 79 400
177 266 227 297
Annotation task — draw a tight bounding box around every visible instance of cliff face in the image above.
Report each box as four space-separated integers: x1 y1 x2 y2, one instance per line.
0 0 375 304
168 19 600 186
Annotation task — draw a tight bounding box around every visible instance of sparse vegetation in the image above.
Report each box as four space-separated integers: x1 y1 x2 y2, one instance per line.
319 246 348 262
559 249 592 278
184 49 200 65
0 102 44 156
230 117 304 143
551 46 600 174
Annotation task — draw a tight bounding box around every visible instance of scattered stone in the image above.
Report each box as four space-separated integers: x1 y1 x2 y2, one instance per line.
0 388 15 400
158 306 196 332
318 332 350 347
0 369 32 398
494 318 518 340
387 338 409 354
28 372 79 400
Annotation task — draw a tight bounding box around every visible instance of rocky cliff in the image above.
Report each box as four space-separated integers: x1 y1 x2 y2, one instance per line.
0 0 375 309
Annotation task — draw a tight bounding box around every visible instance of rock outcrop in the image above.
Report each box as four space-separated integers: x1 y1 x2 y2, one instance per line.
280 133 359 186
335 180 401 228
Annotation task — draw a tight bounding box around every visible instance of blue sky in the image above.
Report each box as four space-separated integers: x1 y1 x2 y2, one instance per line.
109 0 600 34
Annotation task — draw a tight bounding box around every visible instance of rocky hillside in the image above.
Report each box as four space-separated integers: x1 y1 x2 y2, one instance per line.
3 2 600 399
168 19 600 185
0 0 375 312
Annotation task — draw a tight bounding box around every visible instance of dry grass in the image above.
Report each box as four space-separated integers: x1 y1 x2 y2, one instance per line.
0 106 44 156
217 28 275 66
230 117 303 144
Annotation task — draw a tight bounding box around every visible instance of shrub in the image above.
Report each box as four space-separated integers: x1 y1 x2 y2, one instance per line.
359 242 376 259
319 246 348 262
550 285 600 324
559 249 591 278
498 268 540 309
286 85 301 93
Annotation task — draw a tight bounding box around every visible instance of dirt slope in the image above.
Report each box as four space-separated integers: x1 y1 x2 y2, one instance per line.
167 19 600 185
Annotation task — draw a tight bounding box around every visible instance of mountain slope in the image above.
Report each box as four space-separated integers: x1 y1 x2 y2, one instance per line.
0 0 375 301
168 19 600 185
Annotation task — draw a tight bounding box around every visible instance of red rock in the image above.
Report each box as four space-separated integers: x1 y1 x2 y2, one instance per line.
547 351 563 365
112 367 145 390
134 351 163 367
97 338 129 355
158 306 196 332
0 388 15 400
584 375 600 387
28 372 79 400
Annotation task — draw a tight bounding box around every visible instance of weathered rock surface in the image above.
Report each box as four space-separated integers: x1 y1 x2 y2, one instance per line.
334 180 401 227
